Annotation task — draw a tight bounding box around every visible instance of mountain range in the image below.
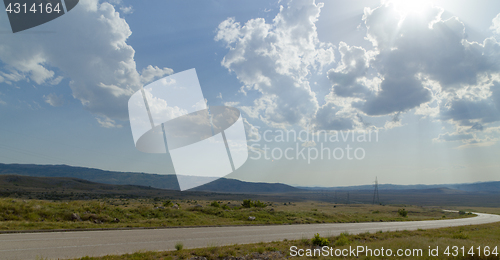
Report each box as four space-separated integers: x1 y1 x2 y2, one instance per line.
1 163 499 194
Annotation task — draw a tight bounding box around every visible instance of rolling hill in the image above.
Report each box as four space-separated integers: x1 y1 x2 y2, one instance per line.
0 163 299 193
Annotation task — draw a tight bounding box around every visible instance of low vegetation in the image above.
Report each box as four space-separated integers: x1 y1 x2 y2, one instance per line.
70 221 500 259
0 198 472 231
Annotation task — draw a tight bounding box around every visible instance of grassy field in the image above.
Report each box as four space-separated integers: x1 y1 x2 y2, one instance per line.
0 198 472 231
68 221 500 260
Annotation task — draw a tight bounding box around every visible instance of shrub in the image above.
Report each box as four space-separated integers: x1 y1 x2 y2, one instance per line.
252 200 267 208
175 242 183 251
221 204 230 210
241 199 267 208
242 199 252 208
335 233 350 246
452 232 469 239
458 210 466 215
163 200 173 207
311 233 329 246
210 201 220 207
398 208 408 217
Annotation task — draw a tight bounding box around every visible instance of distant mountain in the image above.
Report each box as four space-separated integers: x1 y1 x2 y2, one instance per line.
0 174 163 194
0 163 300 194
298 181 500 193
192 178 300 193
0 163 180 190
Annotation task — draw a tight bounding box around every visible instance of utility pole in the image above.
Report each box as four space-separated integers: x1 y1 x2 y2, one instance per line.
373 176 380 205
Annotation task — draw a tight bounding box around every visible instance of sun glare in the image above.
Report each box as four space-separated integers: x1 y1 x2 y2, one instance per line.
389 0 432 15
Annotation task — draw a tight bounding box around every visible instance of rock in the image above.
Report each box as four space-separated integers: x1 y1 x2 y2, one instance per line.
248 216 256 221
71 213 81 221
194 204 203 208
93 219 101 224
172 204 179 209
269 208 275 212
112 218 120 223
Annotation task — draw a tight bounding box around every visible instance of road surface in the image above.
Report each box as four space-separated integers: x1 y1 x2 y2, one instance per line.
1 212 499 260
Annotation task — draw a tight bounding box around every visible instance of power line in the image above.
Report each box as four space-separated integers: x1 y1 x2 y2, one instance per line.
373 176 380 205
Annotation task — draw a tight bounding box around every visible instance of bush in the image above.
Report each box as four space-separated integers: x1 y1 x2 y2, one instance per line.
252 200 267 208
311 233 329 246
398 208 408 217
210 201 220 208
458 210 466 215
241 199 267 208
221 204 230 210
242 199 252 208
452 232 469 239
335 233 350 246
175 242 183 251
163 200 173 207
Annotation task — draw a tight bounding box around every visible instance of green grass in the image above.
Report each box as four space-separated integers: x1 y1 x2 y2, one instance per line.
70 221 500 259
0 198 473 231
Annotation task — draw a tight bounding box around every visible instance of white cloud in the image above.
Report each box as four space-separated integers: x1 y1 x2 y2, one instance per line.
328 2 500 141
43 93 64 107
143 88 189 122
217 0 500 145
96 115 122 128
0 0 172 125
120 6 134 14
491 13 500 35
216 0 335 129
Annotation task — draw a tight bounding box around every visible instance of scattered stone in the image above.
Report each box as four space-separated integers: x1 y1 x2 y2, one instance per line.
93 219 101 224
248 216 256 221
269 208 275 212
71 213 81 221
194 204 203 208
112 218 120 223
172 204 179 209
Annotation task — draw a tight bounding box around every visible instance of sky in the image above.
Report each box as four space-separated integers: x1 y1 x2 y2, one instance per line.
0 0 500 187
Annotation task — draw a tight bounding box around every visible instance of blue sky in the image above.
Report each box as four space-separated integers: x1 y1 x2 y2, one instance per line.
1 0 500 187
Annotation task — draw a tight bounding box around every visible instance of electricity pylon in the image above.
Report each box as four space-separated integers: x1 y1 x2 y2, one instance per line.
373 177 380 205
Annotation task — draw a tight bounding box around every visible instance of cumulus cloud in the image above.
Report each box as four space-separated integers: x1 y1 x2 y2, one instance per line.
435 132 474 142
96 115 123 128
0 0 172 124
218 0 500 145
491 13 500 35
326 1 500 142
216 0 334 129
43 93 64 107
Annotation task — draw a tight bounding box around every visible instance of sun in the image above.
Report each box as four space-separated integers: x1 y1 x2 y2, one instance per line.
388 0 432 15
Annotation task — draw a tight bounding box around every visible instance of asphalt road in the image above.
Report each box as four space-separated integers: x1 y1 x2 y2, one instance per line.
1 212 499 260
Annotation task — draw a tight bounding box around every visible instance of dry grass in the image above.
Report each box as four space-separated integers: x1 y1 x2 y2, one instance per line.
0 198 471 231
